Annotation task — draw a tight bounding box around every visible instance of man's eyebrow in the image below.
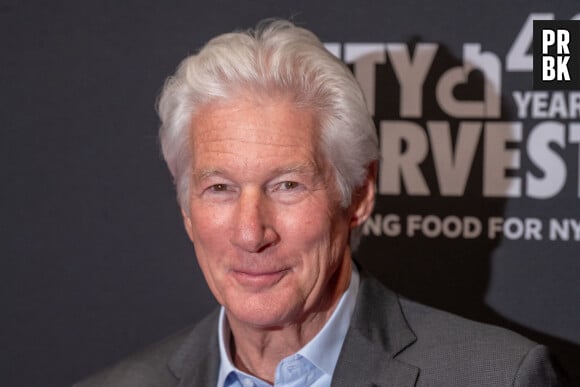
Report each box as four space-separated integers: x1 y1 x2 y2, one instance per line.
270 163 318 176
192 169 226 181
192 163 319 181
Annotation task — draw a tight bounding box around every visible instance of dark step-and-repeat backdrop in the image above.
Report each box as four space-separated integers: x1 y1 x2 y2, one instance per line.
1 1 578 386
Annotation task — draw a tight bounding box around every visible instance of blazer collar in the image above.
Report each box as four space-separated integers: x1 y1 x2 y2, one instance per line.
168 272 419 387
331 272 419 387
168 309 221 387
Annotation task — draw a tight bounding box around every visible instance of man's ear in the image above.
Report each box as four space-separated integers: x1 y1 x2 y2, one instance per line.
350 161 378 228
182 209 195 242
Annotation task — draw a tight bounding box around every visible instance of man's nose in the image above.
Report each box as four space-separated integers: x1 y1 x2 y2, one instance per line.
230 188 278 252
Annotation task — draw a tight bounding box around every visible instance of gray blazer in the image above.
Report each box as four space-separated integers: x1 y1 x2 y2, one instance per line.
76 273 564 386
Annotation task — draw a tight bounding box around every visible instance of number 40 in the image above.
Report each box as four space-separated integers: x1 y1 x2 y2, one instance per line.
506 13 580 72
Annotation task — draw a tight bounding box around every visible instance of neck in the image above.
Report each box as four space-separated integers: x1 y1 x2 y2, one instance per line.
226 256 352 383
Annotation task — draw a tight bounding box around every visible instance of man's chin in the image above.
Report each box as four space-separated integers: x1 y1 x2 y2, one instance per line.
224 298 300 330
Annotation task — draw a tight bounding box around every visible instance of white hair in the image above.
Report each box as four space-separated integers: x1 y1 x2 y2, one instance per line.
157 20 379 248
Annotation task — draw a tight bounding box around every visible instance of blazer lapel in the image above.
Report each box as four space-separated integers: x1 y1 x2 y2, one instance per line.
331 273 419 387
168 309 221 387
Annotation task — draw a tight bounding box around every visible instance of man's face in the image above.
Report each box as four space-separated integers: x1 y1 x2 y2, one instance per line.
182 94 357 329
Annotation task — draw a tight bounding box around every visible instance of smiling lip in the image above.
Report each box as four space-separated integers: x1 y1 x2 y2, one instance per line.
231 269 289 288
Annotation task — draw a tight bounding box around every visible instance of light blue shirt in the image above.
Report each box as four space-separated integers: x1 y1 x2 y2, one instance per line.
216 266 360 387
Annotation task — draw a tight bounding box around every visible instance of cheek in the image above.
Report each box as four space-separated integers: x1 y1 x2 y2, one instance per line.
282 205 343 265
186 206 233 304
190 201 229 234
296 200 347 240
187 205 231 261
281 205 327 239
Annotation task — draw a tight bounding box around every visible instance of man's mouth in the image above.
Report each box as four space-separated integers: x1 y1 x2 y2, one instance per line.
231 268 289 288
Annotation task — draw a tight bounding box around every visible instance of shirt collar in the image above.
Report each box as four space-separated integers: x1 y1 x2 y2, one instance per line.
217 307 238 387
216 265 360 385
297 265 359 375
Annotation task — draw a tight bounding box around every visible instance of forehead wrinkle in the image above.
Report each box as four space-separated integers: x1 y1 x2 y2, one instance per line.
193 137 317 169
200 138 304 149
197 128 312 148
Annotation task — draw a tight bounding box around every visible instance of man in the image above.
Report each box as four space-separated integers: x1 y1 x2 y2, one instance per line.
76 20 565 386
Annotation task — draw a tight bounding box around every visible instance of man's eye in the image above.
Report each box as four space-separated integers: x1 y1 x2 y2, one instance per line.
280 181 299 190
210 183 228 192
